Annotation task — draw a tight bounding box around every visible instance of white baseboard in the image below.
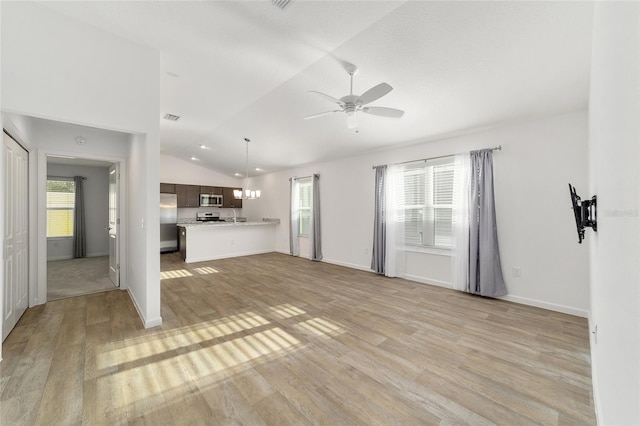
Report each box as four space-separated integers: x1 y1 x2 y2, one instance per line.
87 252 109 258
127 289 163 329
499 294 589 318
587 313 602 425
321 258 372 272
403 274 453 289
47 253 108 261
47 255 73 261
397 273 590 318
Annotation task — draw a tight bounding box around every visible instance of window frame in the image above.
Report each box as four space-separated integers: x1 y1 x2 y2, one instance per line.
395 156 455 250
297 178 312 237
46 177 76 239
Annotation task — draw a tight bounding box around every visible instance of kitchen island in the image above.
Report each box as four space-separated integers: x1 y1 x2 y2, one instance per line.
177 220 280 263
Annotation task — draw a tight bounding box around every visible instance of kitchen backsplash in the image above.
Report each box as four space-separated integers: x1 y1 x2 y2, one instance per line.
177 207 242 221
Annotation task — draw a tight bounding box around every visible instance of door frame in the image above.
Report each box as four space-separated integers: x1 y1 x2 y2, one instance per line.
36 149 127 305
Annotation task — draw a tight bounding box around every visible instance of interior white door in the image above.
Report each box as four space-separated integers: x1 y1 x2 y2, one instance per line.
108 163 119 287
3 131 29 341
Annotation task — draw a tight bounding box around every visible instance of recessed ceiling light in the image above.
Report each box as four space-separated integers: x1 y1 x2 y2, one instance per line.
190 157 198 161
199 144 207 149
234 173 242 177
255 167 263 172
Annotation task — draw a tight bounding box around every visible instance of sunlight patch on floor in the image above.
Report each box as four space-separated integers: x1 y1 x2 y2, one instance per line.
108 327 303 411
98 312 271 369
295 317 345 338
193 266 219 274
268 303 306 319
160 269 194 279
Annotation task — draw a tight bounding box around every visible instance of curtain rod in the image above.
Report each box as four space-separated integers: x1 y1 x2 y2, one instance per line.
372 145 502 169
47 175 87 180
289 173 319 181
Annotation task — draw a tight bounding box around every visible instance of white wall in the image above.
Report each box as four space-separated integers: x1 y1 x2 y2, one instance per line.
1 2 161 335
247 112 590 316
588 2 640 424
160 154 242 187
46 163 110 260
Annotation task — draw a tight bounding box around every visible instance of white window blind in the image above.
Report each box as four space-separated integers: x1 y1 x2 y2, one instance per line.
298 178 312 236
392 157 454 249
46 179 75 237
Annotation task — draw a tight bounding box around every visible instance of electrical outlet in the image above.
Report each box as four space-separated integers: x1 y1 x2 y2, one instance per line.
513 267 521 277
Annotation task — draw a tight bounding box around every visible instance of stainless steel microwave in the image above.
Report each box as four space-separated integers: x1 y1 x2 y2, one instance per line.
200 193 223 207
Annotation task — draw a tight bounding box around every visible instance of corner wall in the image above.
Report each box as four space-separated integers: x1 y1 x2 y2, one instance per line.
247 112 590 316
588 2 640 424
1 2 161 330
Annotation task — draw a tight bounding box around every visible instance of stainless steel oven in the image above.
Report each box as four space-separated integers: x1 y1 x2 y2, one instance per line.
200 193 223 207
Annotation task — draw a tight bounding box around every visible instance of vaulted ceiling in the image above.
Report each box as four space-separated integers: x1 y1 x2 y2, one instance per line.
38 1 594 177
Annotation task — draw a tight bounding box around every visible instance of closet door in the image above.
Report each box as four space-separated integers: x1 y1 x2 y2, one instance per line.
3 131 29 341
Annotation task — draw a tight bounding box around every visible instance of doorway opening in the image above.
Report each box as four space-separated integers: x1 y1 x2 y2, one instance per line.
46 156 120 300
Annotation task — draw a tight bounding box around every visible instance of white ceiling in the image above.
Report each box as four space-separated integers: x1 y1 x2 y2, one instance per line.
38 1 594 177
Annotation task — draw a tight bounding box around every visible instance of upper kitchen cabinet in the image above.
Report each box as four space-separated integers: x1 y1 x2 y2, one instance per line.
222 187 243 209
176 184 200 208
160 183 176 193
200 186 223 195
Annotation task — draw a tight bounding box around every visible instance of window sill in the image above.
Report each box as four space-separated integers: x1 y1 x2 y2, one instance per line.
47 236 73 240
403 245 452 257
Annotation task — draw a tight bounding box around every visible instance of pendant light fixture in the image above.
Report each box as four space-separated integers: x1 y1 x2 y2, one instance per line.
233 138 261 200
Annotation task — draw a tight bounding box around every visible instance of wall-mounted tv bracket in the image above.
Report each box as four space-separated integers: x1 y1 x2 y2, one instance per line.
568 183 597 244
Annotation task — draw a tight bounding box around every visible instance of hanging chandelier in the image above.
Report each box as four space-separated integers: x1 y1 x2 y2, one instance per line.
233 138 261 200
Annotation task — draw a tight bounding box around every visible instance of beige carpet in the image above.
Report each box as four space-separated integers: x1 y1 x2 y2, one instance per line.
47 256 117 301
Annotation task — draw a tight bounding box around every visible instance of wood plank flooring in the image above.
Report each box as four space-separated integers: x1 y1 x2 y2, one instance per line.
1 252 596 425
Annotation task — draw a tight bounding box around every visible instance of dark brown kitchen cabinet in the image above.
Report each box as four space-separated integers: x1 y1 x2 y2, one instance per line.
200 186 223 195
222 187 243 209
176 184 200 208
160 183 176 193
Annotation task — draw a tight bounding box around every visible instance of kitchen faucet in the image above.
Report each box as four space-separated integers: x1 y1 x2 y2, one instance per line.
230 209 237 223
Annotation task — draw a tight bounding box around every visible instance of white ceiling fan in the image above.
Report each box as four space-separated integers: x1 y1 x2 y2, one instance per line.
303 64 405 129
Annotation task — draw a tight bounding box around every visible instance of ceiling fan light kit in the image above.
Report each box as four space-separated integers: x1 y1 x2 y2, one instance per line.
304 64 405 129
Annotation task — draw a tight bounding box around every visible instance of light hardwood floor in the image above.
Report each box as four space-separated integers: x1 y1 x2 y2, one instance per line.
1 252 596 425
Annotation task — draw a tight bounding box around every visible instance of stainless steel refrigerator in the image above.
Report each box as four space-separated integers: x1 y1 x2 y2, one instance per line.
160 193 178 253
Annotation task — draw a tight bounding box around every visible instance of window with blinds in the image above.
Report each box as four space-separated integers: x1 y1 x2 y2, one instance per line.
393 157 454 249
298 178 312 236
46 179 75 238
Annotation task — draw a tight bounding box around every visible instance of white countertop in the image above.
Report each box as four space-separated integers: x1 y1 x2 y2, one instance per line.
178 219 279 228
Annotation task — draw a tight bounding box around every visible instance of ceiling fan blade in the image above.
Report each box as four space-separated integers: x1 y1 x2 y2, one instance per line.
362 106 405 118
308 91 344 106
303 110 342 120
358 82 393 105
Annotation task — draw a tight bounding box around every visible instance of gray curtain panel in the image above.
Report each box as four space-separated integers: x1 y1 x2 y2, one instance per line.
310 174 323 261
468 150 507 297
371 165 386 274
73 176 86 258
